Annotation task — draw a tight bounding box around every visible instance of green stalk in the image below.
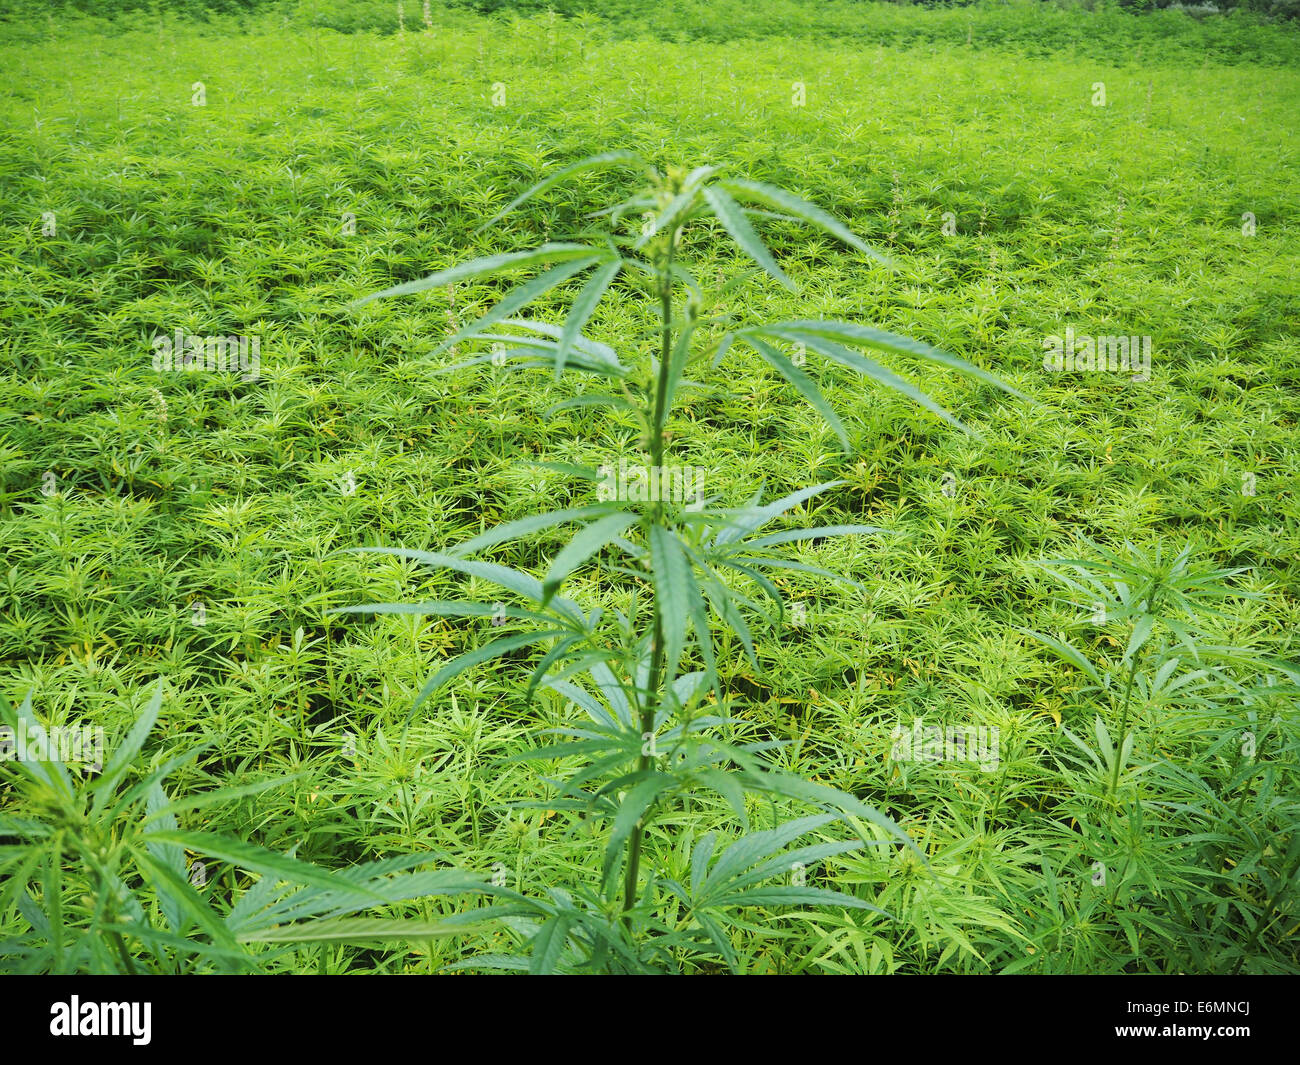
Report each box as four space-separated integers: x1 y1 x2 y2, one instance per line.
1231 718 1268 822
650 235 677 449
1109 656 1140 805
87 846 139 975
1206 724 1260 879
1232 846 1300 974
621 229 677 919
110 930 139 975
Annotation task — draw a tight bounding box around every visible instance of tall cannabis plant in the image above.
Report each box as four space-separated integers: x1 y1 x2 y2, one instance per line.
343 154 1024 972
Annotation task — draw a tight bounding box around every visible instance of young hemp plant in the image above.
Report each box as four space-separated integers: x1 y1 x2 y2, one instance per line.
1022 538 1287 805
0 684 498 974
1019 539 1300 973
341 153 1026 973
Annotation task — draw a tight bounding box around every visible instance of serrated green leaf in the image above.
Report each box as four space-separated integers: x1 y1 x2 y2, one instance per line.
411 630 566 718
528 914 574 974
723 886 887 914
1020 628 1103 685
718 178 892 264
0 690 73 800
555 258 622 378
435 256 603 356
702 184 794 291
542 512 638 605
145 830 381 899
237 916 487 944
744 335 849 450
97 679 164 795
477 150 640 232
450 505 620 558
650 526 694 682
768 328 972 435
351 244 600 307
757 320 1028 400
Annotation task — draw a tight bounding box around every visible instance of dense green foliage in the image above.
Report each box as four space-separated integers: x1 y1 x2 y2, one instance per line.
5 1 1300 57
1 0 1297 973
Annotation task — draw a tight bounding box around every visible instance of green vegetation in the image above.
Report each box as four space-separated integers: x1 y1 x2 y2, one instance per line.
1 0 1297 974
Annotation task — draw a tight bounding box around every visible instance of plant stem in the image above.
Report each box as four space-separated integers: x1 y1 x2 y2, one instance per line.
622 230 676 919
110 930 139 975
650 236 677 453
1232 718 1266 821
1109 656 1140 805
1232 846 1300 974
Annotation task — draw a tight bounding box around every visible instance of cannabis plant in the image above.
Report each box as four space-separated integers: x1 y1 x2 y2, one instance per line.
1020 539 1300 973
0 684 495 973
343 154 1024 973
1024 538 1283 803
